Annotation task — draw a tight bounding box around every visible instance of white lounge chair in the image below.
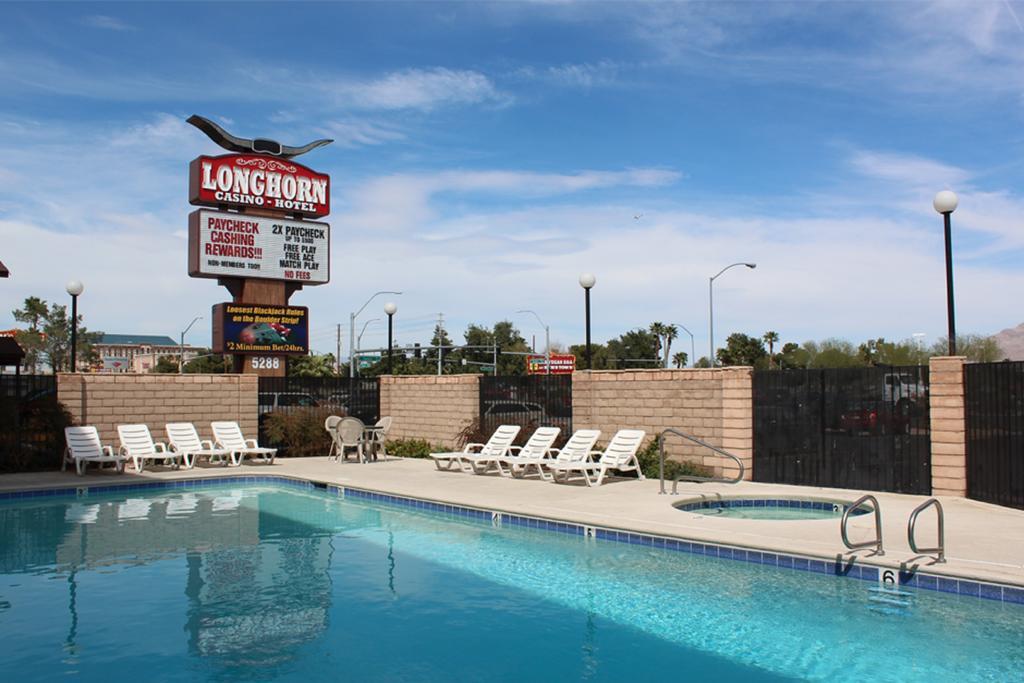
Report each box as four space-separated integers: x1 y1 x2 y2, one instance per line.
476 426 560 477
429 425 520 472
166 422 234 468
506 428 601 480
63 426 127 476
546 429 647 487
369 416 393 460
211 421 277 465
117 424 183 473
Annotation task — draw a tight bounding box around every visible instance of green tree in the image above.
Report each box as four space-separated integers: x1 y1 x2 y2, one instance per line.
150 356 180 373
12 297 48 372
716 333 766 367
930 335 1004 362
649 322 666 365
763 330 779 368
570 342 611 370
694 356 713 368
672 351 688 368
662 324 678 368
35 302 100 372
183 354 231 373
288 353 337 377
606 328 660 368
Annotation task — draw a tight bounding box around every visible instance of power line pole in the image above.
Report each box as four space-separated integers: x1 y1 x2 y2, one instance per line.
436 313 444 376
335 323 341 375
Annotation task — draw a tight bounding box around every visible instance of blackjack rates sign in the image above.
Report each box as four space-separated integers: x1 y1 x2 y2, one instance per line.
212 303 309 355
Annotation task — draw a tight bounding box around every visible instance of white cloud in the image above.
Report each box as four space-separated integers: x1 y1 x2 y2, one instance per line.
82 15 136 31
317 119 406 148
336 68 508 111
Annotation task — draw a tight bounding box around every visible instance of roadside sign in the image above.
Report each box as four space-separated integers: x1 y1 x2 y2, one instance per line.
526 354 576 375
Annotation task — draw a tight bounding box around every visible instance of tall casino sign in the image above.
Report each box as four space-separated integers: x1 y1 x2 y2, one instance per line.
185 115 333 376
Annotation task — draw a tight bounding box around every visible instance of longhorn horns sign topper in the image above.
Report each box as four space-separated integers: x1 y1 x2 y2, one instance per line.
186 115 333 160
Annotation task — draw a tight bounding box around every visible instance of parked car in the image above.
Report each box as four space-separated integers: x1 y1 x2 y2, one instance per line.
839 405 910 436
258 392 319 415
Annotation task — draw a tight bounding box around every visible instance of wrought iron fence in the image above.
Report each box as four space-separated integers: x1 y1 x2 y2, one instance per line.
257 376 380 447
0 374 64 472
479 375 572 441
753 366 931 494
966 361 1024 509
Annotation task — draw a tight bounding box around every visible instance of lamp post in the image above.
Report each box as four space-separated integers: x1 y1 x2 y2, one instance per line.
578 273 596 370
517 309 550 375
179 316 202 374
933 190 959 355
672 323 696 368
709 263 756 367
350 291 401 378
384 302 397 374
65 280 84 373
357 319 379 350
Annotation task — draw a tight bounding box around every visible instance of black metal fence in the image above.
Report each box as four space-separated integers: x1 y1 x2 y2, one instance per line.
257 376 380 442
966 361 1024 509
0 374 64 472
753 366 931 494
479 375 572 440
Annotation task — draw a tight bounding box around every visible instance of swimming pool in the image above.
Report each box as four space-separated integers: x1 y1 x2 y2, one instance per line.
1 482 1021 682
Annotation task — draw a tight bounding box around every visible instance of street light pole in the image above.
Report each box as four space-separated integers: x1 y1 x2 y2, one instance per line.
65 280 84 373
579 274 596 370
350 290 401 378
179 316 202 374
673 323 696 368
357 319 379 351
384 302 397 375
933 190 959 355
708 263 756 367
517 310 550 375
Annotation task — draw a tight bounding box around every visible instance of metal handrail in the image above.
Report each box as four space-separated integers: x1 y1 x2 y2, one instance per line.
657 428 745 495
908 498 945 563
840 494 884 556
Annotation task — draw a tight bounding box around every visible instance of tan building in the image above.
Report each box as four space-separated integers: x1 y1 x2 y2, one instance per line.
94 334 203 373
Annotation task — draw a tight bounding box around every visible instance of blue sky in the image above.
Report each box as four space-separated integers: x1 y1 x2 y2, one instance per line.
2 1 1023 360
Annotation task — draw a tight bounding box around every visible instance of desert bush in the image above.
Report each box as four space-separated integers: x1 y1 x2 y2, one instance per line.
634 439 712 480
383 438 438 458
261 407 336 458
0 397 74 473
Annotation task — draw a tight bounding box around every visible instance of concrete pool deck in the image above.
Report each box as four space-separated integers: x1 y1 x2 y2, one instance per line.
2 457 1023 588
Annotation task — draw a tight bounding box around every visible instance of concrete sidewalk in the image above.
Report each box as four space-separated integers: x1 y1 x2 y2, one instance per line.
3 457 1023 587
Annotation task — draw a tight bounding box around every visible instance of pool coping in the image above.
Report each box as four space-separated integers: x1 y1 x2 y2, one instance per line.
3 473 1022 606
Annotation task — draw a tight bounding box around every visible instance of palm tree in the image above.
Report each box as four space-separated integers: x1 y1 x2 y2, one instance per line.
649 322 665 365
663 324 678 367
672 351 688 368
763 330 780 369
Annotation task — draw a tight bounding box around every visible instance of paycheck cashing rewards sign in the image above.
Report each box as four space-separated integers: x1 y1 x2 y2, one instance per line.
185 115 333 376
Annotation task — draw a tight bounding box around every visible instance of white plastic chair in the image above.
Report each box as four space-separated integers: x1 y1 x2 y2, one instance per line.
370 416 393 460
429 425 521 472
491 426 563 477
211 421 277 465
63 426 126 476
334 417 366 463
546 429 647 487
117 424 182 473
324 415 344 459
166 423 233 468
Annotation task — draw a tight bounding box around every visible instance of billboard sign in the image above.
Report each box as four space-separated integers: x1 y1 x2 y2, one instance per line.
211 303 309 355
189 154 331 217
188 209 329 284
526 354 576 375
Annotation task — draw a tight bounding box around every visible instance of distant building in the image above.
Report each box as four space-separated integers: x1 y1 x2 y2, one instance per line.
94 334 204 373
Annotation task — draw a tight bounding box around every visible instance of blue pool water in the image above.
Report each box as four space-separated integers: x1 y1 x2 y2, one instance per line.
1 484 1021 682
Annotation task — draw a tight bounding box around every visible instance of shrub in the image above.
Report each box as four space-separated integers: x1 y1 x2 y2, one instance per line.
383 438 438 459
634 439 712 480
0 397 74 473
261 407 336 458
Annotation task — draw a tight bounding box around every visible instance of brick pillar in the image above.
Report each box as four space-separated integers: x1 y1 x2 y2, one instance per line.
719 367 754 481
929 356 967 497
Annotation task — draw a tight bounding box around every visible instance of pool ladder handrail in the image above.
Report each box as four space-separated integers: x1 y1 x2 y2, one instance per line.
840 494 884 556
658 428 745 495
907 498 945 563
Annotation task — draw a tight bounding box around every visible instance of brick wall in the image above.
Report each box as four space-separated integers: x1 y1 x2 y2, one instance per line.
929 356 967 497
572 367 753 480
57 374 259 448
379 374 480 449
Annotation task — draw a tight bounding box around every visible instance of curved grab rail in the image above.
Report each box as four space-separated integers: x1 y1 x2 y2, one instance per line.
908 498 945 563
657 428 745 495
840 494 884 556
